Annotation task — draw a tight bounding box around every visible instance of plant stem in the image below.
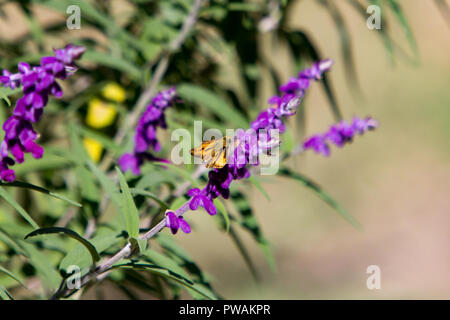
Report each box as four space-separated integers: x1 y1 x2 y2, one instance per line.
50 201 191 299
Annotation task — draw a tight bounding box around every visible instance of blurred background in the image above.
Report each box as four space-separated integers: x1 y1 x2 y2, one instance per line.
0 0 449 299
181 0 450 299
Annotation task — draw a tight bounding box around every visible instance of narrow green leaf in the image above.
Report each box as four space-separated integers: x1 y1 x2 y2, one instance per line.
60 231 121 272
83 50 142 82
228 224 260 282
387 0 419 59
213 198 230 232
25 227 100 267
129 188 169 211
0 285 12 300
142 249 192 282
0 87 21 106
0 186 39 229
20 241 62 289
319 0 362 97
177 84 249 128
230 191 276 272
68 126 100 202
0 265 26 287
116 166 140 239
87 161 124 219
111 262 217 300
0 229 25 255
0 181 81 207
248 176 270 201
279 168 362 230
73 124 122 154
151 162 200 188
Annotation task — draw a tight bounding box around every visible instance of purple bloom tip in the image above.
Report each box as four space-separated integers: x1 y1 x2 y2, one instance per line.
165 210 191 235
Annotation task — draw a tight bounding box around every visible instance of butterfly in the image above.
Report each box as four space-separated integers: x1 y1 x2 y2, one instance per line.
190 136 235 169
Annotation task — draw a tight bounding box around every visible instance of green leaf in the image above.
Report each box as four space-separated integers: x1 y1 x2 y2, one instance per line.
151 162 200 188
0 229 25 255
279 168 362 230
142 249 192 282
111 262 217 300
82 50 142 82
60 231 121 272
129 188 169 211
248 175 270 201
387 0 419 59
228 224 260 282
319 0 361 97
86 161 124 222
230 191 276 272
20 241 62 289
37 0 145 53
0 285 13 300
116 166 140 239
25 227 100 267
177 84 249 128
0 87 20 106
0 265 26 288
13 152 74 176
67 125 100 202
213 198 230 232
73 124 122 154
0 180 81 207
156 233 217 290
0 186 39 229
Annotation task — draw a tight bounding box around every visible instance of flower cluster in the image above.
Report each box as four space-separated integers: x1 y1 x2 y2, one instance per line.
0 44 85 182
185 60 335 217
303 116 379 156
119 88 177 175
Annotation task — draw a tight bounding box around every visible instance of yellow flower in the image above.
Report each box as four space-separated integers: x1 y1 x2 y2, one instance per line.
86 98 117 128
83 137 103 163
102 82 126 103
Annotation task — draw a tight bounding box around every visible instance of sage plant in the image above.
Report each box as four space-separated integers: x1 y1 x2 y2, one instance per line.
0 44 85 182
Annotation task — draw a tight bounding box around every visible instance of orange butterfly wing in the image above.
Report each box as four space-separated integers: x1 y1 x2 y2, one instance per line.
190 137 229 169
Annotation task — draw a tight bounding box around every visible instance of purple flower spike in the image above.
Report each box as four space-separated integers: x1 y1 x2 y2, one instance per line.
119 88 177 175
0 44 84 181
183 60 338 226
165 211 191 235
303 116 378 156
303 135 330 156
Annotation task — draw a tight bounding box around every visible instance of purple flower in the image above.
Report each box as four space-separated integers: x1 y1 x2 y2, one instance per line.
118 153 141 175
0 44 85 181
303 135 330 156
303 116 379 156
165 211 191 234
187 188 216 215
119 87 177 175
